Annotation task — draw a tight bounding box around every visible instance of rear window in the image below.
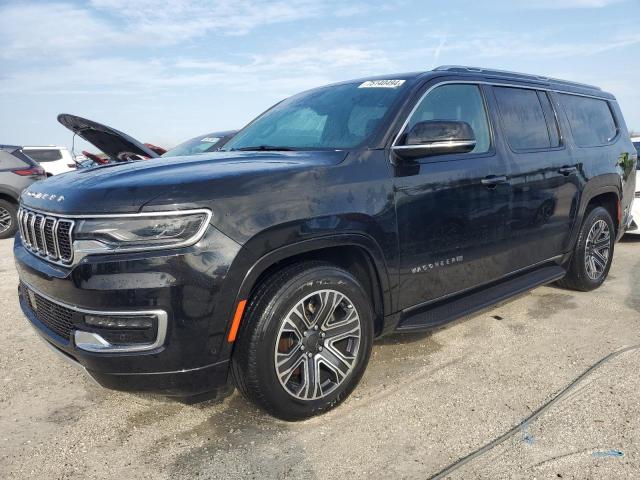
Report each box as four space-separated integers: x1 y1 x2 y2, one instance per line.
24 149 63 162
0 150 31 170
558 94 617 147
494 87 556 151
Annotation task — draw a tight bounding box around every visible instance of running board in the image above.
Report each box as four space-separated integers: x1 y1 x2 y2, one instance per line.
396 265 566 332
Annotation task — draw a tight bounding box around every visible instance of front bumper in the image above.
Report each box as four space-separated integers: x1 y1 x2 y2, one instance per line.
14 226 242 398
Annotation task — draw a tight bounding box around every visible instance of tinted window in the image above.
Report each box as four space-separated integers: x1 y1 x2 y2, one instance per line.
0 150 30 170
406 84 491 154
633 141 639 156
559 94 617 147
494 87 552 151
24 149 63 162
162 135 222 157
223 80 407 150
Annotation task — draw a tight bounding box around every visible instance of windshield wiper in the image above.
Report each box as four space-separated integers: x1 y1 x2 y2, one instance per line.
233 145 296 151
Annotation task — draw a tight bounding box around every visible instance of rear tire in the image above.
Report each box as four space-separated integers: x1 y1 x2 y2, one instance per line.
0 200 18 239
231 262 373 421
557 206 614 291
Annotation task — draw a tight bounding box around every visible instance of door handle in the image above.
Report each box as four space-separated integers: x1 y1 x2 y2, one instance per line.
558 166 577 176
481 175 508 188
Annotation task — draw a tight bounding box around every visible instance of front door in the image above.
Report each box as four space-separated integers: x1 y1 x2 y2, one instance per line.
393 82 512 311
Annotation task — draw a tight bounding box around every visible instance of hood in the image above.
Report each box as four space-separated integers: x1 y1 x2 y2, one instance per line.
57 113 159 160
19 150 347 214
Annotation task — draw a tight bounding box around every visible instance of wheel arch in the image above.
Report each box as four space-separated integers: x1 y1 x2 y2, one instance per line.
0 188 19 205
569 176 621 250
230 235 392 340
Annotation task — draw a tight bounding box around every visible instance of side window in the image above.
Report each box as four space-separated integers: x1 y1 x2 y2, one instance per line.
23 149 63 162
404 84 491 154
0 151 30 170
494 87 553 151
558 94 617 147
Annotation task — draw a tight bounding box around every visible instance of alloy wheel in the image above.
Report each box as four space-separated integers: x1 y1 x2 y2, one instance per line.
584 219 611 281
274 289 362 401
0 207 12 234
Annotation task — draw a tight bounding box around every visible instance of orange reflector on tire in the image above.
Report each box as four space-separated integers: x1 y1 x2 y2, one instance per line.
227 300 247 343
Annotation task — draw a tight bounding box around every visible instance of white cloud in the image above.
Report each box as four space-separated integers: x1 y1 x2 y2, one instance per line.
512 0 626 8
0 42 392 96
0 0 384 60
0 3 126 59
420 31 640 60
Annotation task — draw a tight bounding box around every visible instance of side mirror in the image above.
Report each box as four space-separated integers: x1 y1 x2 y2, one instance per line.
392 120 476 159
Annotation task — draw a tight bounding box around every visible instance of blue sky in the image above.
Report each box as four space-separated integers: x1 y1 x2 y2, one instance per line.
1 0 639 152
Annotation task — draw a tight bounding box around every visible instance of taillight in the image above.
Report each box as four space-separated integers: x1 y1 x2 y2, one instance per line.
13 167 45 176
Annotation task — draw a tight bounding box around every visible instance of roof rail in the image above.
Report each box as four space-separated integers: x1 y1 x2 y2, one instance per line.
433 65 601 91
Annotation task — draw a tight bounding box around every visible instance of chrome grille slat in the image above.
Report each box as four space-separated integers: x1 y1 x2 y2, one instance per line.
34 214 45 252
44 217 58 258
17 209 25 243
22 211 30 246
18 207 74 266
28 213 37 250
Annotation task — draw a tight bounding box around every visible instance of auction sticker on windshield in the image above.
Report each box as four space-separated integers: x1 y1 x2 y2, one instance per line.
358 80 405 88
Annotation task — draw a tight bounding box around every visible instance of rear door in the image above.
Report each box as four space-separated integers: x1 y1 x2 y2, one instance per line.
392 82 512 310
489 85 580 271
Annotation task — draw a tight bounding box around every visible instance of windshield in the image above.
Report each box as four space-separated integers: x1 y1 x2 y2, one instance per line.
222 80 408 151
162 134 223 157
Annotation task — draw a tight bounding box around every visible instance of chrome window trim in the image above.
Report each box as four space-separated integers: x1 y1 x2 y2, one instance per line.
22 280 168 354
17 207 212 268
392 80 619 149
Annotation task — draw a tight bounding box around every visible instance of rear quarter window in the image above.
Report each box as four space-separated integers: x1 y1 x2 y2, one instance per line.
23 149 63 162
0 150 31 170
558 94 617 147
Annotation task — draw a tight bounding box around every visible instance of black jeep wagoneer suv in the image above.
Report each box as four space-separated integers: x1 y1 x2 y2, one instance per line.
15 66 637 420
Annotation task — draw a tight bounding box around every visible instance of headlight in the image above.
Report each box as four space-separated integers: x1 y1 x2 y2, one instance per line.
74 210 211 252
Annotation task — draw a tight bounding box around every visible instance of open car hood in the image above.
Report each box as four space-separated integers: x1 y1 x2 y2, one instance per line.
57 113 159 161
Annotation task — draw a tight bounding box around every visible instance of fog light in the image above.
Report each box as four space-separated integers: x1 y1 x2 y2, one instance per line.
84 314 154 330
74 310 167 353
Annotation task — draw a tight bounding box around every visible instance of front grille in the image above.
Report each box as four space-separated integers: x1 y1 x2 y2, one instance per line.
18 207 74 265
21 283 76 340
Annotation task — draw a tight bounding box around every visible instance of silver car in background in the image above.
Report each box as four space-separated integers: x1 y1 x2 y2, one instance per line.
0 145 46 238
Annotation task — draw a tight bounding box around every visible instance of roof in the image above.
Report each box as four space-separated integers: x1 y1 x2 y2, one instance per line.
0 144 21 151
434 66 601 90
430 65 612 99
324 66 611 99
22 145 67 149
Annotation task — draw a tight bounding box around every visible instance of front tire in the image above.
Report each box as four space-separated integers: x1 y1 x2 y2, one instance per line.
557 206 615 291
0 200 18 239
231 262 373 420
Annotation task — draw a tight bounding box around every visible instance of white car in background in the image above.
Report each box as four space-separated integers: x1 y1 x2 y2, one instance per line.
22 146 76 176
627 137 640 235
